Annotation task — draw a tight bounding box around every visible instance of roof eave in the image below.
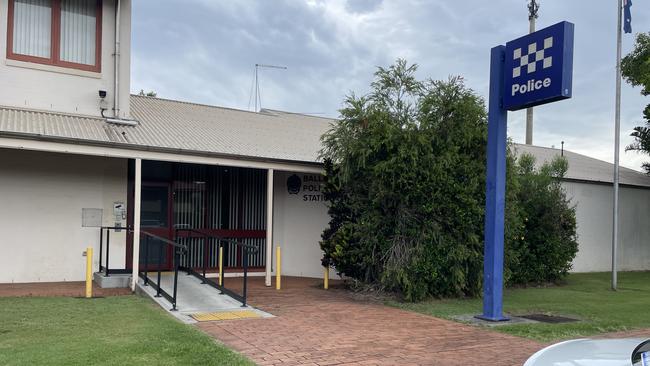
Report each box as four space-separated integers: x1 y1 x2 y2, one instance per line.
0 131 325 169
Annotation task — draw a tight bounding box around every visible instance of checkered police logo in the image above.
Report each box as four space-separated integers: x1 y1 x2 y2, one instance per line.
503 21 574 110
512 36 553 78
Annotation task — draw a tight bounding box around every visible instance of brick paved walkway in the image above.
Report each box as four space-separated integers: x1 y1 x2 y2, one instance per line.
0 281 131 297
198 277 542 366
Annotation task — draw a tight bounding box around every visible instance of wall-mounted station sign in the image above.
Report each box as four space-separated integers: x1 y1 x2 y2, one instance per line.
503 21 574 111
286 174 325 202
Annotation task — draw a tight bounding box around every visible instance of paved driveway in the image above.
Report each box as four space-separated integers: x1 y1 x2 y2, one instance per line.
197 277 542 366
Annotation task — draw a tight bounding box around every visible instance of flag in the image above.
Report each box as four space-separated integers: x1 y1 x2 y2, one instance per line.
624 0 632 34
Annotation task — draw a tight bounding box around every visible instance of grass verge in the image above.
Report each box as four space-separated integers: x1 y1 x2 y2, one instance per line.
0 295 253 366
388 271 650 342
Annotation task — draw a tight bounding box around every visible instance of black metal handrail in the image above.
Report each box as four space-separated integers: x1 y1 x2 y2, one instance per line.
138 230 187 311
98 226 131 277
174 225 258 307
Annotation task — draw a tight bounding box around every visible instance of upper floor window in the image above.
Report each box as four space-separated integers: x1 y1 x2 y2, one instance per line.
7 0 102 72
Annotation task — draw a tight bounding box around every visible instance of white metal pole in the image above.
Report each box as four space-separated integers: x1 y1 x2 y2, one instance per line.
265 168 274 287
131 158 142 291
114 0 121 118
612 0 623 291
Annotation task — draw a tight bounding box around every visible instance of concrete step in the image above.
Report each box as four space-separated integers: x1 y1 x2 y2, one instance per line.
94 272 131 288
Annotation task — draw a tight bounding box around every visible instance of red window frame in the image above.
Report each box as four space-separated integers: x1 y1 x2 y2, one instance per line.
6 0 102 73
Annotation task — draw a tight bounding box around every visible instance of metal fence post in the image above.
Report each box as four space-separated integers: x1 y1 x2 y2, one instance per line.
241 247 248 307
144 235 149 286
172 247 180 311
105 229 110 277
99 228 103 272
156 240 163 297
201 238 208 283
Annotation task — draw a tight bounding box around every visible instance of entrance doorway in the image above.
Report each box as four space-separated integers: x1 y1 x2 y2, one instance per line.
139 183 173 270
126 161 268 272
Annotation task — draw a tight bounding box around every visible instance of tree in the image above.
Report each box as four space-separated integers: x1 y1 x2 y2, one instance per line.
622 32 650 173
320 60 579 300
320 60 488 299
138 89 157 97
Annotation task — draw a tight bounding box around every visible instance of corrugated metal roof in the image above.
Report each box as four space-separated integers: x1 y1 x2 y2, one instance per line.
128 97 333 162
0 95 334 164
513 143 650 188
1 96 649 187
0 107 120 142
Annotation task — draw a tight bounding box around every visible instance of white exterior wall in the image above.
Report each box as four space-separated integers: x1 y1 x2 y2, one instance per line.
273 171 335 279
270 174 650 277
0 148 127 283
0 0 131 118
565 181 650 272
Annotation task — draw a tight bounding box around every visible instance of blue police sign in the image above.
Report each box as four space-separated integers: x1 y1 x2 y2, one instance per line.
503 21 574 111
479 21 575 322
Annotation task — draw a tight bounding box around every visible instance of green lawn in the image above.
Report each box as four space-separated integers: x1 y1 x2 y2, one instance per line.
389 271 650 342
0 295 253 366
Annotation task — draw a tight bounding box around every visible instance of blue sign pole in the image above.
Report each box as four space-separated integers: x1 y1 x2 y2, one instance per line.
478 21 574 322
479 45 509 322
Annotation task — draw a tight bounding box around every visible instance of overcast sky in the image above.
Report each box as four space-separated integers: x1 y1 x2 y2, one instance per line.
131 0 650 171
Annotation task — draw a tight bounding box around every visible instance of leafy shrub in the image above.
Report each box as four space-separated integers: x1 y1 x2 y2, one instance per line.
507 153 578 284
320 60 578 300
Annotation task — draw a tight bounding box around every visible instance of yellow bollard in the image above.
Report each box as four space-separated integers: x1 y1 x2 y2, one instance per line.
324 266 329 290
85 247 93 298
218 246 224 286
275 246 281 290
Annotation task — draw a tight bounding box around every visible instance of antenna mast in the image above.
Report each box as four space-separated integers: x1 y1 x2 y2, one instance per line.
251 63 287 112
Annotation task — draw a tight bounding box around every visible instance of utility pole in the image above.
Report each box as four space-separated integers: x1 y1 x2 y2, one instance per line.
525 0 539 145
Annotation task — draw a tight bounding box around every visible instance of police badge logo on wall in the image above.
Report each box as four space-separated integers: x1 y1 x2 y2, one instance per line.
287 174 301 195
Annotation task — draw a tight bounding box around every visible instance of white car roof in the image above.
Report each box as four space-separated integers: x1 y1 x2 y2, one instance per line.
524 338 647 366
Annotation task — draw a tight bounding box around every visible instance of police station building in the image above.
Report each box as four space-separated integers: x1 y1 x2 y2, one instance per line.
0 2 649 292
0 0 335 289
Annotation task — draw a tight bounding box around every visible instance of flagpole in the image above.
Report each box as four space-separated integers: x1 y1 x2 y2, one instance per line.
612 0 623 291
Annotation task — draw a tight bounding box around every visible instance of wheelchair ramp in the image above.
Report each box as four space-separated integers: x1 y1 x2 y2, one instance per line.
136 273 272 324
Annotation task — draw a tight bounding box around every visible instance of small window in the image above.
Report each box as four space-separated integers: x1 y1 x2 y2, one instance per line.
12 0 52 59
7 0 102 72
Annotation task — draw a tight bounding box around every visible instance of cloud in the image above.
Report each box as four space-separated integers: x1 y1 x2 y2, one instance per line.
131 0 650 171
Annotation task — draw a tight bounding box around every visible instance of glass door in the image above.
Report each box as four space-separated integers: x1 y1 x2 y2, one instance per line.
139 183 173 270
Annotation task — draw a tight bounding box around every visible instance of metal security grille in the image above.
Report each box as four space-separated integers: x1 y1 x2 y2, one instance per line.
173 164 266 270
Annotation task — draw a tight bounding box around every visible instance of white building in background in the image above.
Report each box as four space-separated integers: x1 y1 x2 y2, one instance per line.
515 144 650 272
0 0 648 290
